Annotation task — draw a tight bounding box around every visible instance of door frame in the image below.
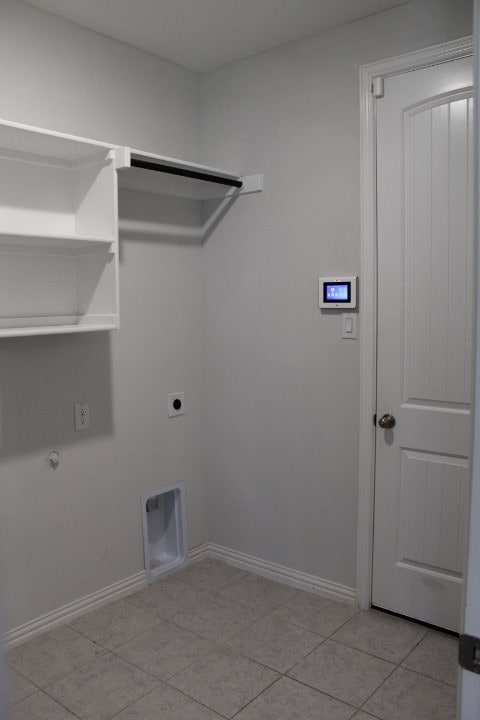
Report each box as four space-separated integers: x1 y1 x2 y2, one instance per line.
357 36 474 610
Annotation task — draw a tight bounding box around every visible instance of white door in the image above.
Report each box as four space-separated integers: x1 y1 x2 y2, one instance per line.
372 56 474 632
459 9 480 715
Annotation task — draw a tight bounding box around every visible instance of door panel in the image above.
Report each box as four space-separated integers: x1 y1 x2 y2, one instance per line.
373 57 474 631
398 450 469 574
404 94 474 406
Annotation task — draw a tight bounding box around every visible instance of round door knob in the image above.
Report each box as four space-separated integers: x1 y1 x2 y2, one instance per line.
378 413 396 429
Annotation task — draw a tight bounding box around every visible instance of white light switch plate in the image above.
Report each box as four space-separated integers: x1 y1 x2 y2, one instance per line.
342 313 358 339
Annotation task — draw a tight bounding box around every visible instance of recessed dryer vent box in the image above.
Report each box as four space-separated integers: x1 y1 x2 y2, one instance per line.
141 481 187 583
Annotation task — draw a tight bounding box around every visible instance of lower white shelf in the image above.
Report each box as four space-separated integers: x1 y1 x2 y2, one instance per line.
0 316 118 338
0 248 118 338
0 231 115 251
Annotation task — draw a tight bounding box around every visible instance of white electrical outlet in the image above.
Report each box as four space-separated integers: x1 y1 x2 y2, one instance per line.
74 402 90 431
168 392 185 418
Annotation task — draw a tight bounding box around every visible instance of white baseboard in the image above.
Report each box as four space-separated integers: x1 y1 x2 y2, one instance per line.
4 542 354 648
188 543 210 563
4 544 210 649
207 543 356 605
3 571 147 650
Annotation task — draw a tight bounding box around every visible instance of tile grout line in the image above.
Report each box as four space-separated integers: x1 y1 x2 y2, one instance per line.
27 681 85 719
142 572 318 718
166 593 272 635
87 596 166 626
163 653 281 719
396 626 461 685
21 618 221 718
277 673 361 712
7 664 43 704
72 621 172 654
106 679 231 720
8 619 372 714
173 590 312 646
379 662 459 689
167 562 251 593
279 614 359 669
9 636 109 704
158 574 357 654
322 634 411 665
270 613 450 716
11 680 84 720
228 673 285 719
354 657 399 714
120 579 334 693
161 589 375 719
222 656 378 718
163 577 308 642
322 610 428 664
130 566 384 666
106 684 163 720
267 604 360 638
103 600 388 681
36 647 145 720
65 613 164 652
217 632 326 675
398 629 431 667
7 664 56 710
66 575 245 651
354 633 457 714
109 621 221 678
354 631 459 713
211 587 303 614
103 646 233 719
323 624 435 715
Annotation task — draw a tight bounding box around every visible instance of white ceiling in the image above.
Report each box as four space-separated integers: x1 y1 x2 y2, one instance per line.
25 0 409 73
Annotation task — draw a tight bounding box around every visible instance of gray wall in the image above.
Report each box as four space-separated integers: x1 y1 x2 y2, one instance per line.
0 0 473 631
200 0 473 589
0 0 206 631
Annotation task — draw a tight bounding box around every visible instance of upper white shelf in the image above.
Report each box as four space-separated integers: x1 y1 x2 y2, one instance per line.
115 147 263 200
0 118 115 163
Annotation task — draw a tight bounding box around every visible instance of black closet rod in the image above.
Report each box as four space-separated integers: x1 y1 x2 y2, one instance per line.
131 158 243 188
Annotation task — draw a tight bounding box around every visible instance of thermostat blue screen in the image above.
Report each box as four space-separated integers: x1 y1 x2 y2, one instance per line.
324 283 350 303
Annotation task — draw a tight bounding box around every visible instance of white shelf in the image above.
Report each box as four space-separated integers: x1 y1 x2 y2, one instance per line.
0 119 262 338
115 147 263 200
0 231 115 252
0 316 118 338
0 118 116 162
0 119 119 337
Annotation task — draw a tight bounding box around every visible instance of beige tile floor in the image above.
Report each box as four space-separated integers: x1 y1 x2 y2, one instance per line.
6 559 459 720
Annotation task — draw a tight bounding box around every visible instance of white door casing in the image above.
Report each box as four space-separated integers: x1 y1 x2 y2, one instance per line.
372 57 474 631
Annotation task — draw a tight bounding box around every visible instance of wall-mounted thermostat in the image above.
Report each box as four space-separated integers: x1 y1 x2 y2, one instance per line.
319 276 357 309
